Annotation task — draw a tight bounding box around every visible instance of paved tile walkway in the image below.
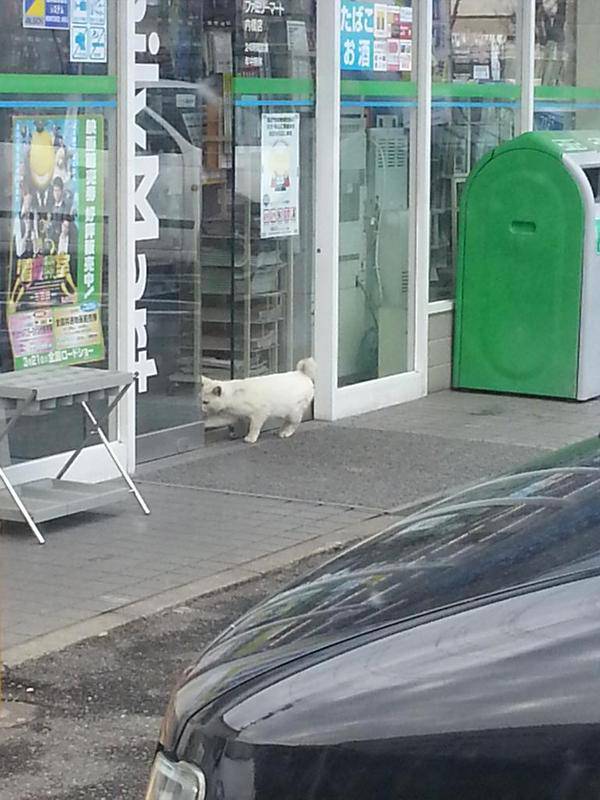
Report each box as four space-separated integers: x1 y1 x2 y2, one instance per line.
339 389 600 450
0 484 373 652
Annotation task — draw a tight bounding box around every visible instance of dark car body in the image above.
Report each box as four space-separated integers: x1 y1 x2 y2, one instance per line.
149 436 600 799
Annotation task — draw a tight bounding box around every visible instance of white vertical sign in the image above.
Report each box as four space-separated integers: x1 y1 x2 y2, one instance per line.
261 113 300 239
131 0 160 392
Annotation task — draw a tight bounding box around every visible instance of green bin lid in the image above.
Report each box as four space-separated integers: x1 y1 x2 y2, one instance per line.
466 130 600 186
496 130 600 159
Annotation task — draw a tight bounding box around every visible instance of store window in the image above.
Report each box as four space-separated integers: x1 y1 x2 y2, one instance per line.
136 0 316 456
0 2 116 462
534 0 600 132
430 0 518 302
338 0 415 387
232 0 316 379
0 0 108 76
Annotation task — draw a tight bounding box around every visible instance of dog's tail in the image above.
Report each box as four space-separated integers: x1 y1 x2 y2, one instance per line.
296 357 317 383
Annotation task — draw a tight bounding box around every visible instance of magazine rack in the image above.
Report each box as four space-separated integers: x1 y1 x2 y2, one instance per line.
0 367 149 544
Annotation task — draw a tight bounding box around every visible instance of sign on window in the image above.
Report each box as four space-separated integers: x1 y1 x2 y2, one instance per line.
340 1 412 73
8 116 105 370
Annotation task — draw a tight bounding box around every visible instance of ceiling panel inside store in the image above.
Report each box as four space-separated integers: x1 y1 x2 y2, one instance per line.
451 0 517 36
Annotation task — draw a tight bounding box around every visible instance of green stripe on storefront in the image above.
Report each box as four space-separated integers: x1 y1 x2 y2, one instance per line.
0 74 117 95
232 76 600 103
434 83 600 101
433 82 519 99
233 77 314 97
433 83 600 101
2 71 597 104
534 85 600 101
233 77 418 98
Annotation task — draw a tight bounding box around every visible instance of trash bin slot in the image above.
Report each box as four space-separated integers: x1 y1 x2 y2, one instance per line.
583 167 600 201
511 220 537 234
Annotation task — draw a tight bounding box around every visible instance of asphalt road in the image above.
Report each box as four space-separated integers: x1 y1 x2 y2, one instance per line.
0 553 331 800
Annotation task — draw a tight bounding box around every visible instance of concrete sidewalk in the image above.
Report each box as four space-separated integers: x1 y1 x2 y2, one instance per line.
2 388 599 665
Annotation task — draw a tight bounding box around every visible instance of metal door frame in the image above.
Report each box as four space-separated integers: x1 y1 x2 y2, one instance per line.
314 0 432 420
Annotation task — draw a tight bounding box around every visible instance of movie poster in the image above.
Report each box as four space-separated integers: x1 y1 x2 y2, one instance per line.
260 113 300 239
8 115 105 370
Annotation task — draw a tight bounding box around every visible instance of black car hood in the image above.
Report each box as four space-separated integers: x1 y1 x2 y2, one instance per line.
162 436 600 749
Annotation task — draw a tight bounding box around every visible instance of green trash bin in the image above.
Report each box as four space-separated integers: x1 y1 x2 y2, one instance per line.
453 130 600 400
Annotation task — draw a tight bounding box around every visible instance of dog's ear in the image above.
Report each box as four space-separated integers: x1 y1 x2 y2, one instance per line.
212 385 222 397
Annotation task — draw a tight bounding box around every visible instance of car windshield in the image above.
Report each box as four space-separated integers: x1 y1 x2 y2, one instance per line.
145 88 205 148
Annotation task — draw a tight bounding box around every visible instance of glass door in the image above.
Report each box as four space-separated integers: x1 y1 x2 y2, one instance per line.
534 0 600 132
135 0 316 456
338 0 416 387
230 0 316 382
430 0 518 303
137 0 315 460
200 2 316 387
135 2 207 460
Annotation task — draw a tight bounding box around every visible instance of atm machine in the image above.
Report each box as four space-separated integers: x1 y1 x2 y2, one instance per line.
454 130 600 400
338 114 410 386
367 119 410 378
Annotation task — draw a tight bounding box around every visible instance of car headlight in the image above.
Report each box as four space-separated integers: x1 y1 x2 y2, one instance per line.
145 752 206 800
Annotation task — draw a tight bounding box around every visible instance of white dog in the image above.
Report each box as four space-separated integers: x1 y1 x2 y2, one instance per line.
201 358 316 444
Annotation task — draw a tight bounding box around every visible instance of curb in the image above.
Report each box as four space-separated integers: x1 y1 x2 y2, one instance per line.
3 514 389 668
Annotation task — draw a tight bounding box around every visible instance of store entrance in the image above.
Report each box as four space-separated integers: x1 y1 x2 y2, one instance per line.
136 0 316 462
135 2 235 461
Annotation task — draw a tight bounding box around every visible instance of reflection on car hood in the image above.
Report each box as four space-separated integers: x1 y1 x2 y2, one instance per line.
166 437 600 743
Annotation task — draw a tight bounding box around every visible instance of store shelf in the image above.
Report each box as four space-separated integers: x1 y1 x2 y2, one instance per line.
168 22 295 387
202 303 284 324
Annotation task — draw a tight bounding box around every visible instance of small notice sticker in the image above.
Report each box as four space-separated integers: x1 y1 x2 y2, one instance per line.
70 0 107 63
23 0 69 30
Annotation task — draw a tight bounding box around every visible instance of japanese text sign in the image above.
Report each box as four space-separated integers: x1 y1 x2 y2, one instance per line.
340 1 412 73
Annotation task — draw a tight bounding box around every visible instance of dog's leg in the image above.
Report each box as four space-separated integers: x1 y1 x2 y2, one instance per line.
278 412 302 439
245 414 267 444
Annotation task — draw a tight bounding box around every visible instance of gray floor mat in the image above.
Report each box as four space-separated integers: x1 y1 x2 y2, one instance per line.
148 427 548 510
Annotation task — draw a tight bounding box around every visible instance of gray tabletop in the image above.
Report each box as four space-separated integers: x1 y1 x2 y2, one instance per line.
0 367 133 402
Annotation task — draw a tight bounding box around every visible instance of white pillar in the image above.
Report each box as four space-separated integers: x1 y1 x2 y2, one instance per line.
575 0 600 129
519 0 535 133
314 0 341 421
414 0 433 393
117 0 136 471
